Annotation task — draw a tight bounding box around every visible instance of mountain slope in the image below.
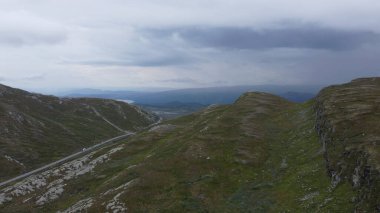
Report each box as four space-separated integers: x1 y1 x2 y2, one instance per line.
315 77 380 210
0 78 379 212
0 84 158 182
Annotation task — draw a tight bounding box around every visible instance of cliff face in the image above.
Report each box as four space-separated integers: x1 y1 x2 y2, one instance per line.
314 77 380 211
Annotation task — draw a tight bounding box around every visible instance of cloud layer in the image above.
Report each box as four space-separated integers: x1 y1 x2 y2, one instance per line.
163 26 379 51
0 0 380 92
0 11 67 47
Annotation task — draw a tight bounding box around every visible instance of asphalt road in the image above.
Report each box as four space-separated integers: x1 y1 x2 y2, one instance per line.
0 133 133 188
0 114 162 189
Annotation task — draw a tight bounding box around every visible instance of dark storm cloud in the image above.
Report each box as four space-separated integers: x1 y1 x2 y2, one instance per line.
73 56 192 67
148 25 380 51
131 56 193 67
2 0 380 90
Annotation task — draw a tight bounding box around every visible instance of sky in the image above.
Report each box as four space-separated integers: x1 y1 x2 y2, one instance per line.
1 0 380 93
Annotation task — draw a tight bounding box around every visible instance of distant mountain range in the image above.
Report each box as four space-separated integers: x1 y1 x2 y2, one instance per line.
64 84 323 105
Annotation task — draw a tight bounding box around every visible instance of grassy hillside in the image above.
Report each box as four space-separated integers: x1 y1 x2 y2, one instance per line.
0 84 158 181
0 78 379 212
315 77 380 210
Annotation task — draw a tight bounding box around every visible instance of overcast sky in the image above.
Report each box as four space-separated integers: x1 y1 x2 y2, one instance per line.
1 0 380 92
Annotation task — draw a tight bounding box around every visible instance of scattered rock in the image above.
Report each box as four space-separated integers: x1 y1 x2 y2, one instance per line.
300 191 319 201
58 197 94 213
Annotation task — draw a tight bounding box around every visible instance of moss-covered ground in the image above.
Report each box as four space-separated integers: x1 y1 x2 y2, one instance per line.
2 92 361 212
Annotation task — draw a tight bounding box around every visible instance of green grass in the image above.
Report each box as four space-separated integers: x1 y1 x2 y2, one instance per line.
3 78 380 212
20 93 355 212
0 86 158 182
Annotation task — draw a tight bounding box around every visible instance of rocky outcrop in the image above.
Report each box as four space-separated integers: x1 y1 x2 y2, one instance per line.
0 145 125 206
314 77 380 211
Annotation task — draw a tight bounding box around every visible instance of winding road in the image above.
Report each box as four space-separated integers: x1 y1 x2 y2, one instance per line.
0 133 134 188
0 111 162 189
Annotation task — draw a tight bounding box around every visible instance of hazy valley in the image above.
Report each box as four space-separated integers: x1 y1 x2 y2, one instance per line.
0 78 379 212
2 0 380 212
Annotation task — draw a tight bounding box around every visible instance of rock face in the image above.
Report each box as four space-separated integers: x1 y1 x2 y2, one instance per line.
314 77 380 211
0 84 159 181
